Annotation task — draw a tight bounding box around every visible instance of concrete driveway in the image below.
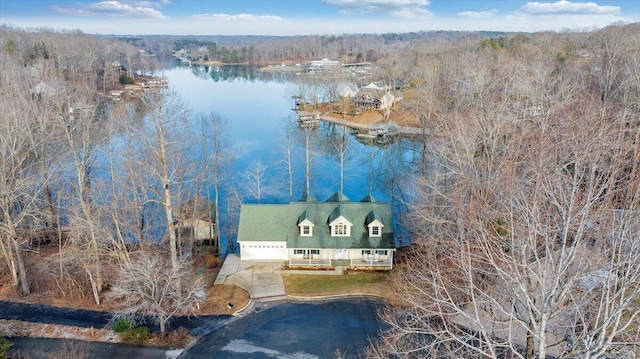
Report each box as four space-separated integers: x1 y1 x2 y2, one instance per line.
214 254 286 301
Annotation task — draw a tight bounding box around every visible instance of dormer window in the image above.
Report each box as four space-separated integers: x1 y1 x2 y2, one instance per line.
334 223 348 236
298 219 314 237
330 217 352 237
328 205 352 237
366 214 384 238
371 226 380 236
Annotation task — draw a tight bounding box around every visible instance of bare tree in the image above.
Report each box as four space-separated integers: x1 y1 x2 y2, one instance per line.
242 160 268 204
323 124 353 193
126 89 192 274
107 249 205 335
275 117 298 202
301 123 316 196
56 90 106 305
291 75 322 111
0 60 43 295
199 112 232 255
317 69 348 103
370 96 640 359
108 102 158 246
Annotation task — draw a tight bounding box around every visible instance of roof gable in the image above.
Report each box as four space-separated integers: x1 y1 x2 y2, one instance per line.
297 210 312 225
338 84 359 97
329 213 353 227
368 219 384 227
360 194 378 203
325 192 350 203
298 218 314 226
328 205 343 223
366 210 383 225
298 193 318 203
364 82 385 90
354 88 384 100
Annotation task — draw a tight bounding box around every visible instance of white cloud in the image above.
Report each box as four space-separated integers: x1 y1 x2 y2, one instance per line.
123 0 170 9
323 0 433 18
388 8 432 19
191 13 284 22
50 1 167 19
518 1 620 16
457 9 498 18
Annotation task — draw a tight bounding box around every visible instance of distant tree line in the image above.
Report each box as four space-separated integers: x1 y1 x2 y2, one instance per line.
111 30 516 65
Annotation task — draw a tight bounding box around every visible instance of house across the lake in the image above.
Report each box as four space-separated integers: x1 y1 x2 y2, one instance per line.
309 58 341 68
237 192 395 270
352 88 396 111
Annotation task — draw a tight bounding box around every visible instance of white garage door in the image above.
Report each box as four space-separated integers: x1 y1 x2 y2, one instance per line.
241 243 287 260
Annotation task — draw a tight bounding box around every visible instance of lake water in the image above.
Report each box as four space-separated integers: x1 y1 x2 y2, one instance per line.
161 64 418 255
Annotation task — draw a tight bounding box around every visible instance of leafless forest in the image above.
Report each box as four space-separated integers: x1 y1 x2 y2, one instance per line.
366 23 640 359
1 22 639 356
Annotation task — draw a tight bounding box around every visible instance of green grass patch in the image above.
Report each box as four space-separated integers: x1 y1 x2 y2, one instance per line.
283 271 391 299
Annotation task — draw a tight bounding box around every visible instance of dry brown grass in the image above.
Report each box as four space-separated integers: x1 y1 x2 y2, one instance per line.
0 284 248 346
0 319 118 343
0 246 250 346
199 284 250 314
313 102 421 128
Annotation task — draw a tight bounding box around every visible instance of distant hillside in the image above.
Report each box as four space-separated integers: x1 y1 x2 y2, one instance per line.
103 30 519 64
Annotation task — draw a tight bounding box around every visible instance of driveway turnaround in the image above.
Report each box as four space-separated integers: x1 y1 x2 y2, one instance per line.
180 298 387 358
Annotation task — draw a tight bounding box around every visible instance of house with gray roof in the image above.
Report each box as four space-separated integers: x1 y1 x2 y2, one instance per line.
352 88 396 110
237 192 395 269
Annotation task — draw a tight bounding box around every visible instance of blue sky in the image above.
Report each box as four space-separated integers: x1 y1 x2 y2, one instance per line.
1 0 638 35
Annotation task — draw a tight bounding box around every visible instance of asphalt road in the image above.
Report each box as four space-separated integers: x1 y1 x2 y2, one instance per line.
180 298 387 359
1 300 230 358
2 298 387 359
7 337 176 359
0 300 229 334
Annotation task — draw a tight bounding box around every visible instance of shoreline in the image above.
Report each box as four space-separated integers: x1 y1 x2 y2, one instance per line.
298 110 426 138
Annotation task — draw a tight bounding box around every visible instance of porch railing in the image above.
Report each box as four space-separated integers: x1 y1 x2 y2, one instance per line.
351 258 393 268
288 257 393 268
289 258 332 267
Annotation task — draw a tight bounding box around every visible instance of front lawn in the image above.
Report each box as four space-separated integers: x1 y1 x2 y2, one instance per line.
283 271 391 299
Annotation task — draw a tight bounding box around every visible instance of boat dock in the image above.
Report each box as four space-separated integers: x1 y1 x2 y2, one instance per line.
296 111 321 127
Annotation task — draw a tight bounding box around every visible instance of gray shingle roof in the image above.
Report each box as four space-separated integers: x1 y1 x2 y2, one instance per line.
328 204 346 224
366 210 381 224
360 194 378 203
237 192 395 250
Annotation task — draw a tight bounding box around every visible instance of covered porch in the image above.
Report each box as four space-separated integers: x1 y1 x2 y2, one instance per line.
287 248 393 270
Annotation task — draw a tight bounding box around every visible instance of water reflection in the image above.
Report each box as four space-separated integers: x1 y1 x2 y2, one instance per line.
186 64 295 83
